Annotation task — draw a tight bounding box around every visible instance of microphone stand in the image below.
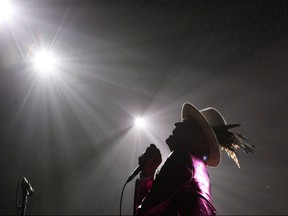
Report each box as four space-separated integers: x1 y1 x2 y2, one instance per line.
17 177 34 216
20 189 29 216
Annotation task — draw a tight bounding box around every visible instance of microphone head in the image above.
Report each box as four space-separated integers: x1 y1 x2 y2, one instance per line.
126 165 142 184
21 177 34 196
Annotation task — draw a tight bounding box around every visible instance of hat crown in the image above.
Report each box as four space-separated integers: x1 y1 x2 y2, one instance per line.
200 108 227 127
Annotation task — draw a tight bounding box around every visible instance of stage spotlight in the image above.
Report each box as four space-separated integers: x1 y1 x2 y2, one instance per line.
0 0 14 22
32 49 58 76
135 117 146 128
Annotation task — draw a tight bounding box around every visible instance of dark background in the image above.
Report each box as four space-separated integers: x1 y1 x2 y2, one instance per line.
1 0 288 215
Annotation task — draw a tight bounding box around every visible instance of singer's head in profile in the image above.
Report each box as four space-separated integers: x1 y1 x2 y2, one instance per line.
165 118 209 160
165 103 222 167
132 102 255 216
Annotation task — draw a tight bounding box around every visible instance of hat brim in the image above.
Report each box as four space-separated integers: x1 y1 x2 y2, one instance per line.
181 103 220 167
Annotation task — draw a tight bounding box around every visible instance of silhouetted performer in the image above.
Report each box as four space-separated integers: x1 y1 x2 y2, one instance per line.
133 102 255 215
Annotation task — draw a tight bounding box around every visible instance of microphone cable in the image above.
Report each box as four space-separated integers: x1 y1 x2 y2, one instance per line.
119 181 128 216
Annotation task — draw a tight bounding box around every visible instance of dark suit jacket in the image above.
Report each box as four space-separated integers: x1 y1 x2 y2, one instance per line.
134 149 216 215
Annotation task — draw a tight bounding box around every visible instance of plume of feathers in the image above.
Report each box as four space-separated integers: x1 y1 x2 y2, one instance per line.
212 124 256 168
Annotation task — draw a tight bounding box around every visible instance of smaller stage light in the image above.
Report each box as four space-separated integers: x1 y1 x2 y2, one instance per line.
135 117 146 128
0 0 14 22
32 49 58 77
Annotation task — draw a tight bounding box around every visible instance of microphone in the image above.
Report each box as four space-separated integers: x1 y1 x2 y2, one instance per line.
126 165 142 183
21 177 34 196
126 144 158 183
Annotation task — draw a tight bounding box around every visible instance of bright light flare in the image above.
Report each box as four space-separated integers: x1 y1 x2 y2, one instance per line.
32 50 58 76
0 0 14 22
135 117 146 128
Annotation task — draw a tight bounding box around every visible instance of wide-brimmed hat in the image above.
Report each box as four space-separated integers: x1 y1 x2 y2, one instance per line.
181 102 229 167
182 102 255 168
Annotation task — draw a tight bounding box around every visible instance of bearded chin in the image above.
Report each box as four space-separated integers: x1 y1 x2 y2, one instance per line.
166 136 177 152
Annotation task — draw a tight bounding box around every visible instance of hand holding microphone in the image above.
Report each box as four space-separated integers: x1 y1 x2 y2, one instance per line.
126 144 162 183
122 144 162 216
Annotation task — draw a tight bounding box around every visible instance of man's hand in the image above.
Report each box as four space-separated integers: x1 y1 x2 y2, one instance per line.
138 144 162 177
